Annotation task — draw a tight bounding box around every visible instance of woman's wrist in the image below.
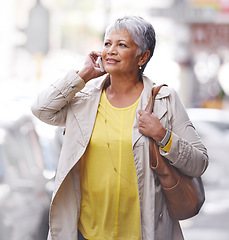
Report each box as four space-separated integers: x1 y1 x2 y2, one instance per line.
78 68 91 83
153 127 167 143
156 129 171 148
160 132 173 152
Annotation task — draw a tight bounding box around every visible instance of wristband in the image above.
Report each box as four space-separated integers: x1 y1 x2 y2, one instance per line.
156 129 171 148
161 132 173 152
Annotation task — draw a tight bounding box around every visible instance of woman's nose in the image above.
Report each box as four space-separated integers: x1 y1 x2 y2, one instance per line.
107 45 117 55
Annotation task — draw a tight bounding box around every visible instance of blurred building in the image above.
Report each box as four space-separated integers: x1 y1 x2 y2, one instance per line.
149 0 229 108
0 0 229 107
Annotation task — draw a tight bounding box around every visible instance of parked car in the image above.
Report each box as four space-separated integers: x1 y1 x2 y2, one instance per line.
0 108 61 240
181 108 229 240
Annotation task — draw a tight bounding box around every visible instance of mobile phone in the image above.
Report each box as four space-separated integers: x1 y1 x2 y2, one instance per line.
98 56 105 72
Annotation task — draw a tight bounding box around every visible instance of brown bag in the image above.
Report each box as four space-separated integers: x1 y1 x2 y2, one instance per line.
145 85 205 220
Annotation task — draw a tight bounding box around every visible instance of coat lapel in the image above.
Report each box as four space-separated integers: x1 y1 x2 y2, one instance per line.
132 76 170 148
69 74 170 152
70 75 108 147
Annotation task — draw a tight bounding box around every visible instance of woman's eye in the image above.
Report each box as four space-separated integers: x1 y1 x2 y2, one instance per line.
104 42 111 46
119 43 127 47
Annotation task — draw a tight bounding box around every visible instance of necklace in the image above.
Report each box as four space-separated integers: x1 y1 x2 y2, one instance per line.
104 90 138 184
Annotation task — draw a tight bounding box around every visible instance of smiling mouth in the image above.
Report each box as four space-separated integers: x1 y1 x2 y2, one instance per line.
106 59 120 64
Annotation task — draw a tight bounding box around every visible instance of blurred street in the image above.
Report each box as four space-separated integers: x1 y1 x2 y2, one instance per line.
1 0 229 239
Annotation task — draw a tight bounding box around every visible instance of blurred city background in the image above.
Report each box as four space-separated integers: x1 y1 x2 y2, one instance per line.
0 0 229 239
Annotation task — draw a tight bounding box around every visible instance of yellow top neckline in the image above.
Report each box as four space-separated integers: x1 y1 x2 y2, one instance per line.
103 90 140 111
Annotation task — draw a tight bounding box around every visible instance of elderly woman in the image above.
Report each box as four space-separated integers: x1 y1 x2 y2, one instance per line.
32 16 208 240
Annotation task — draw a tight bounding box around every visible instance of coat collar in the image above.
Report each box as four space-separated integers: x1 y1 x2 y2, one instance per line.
72 74 170 148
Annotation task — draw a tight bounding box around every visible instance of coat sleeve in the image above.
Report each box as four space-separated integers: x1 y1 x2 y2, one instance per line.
160 88 209 178
31 70 85 126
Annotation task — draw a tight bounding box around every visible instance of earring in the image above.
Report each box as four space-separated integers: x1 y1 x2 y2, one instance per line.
139 65 142 70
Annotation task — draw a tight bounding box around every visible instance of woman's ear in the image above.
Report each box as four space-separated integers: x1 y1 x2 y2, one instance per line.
138 50 150 66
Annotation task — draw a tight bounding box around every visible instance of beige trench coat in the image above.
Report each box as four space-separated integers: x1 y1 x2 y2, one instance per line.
31 70 208 240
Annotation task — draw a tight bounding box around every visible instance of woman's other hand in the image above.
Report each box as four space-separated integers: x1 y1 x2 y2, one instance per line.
78 51 106 83
138 110 166 142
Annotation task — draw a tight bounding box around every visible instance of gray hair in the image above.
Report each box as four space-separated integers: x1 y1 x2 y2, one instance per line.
104 16 156 73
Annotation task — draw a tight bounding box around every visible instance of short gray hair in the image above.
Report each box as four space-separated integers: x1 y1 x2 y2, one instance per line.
104 16 156 73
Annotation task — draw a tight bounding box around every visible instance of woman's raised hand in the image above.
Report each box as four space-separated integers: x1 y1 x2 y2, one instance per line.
78 51 106 83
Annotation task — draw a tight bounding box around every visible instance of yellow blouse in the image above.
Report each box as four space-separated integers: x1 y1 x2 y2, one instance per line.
78 90 141 240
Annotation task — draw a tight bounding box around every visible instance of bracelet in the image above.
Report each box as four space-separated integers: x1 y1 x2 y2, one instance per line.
156 129 171 148
161 132 173 152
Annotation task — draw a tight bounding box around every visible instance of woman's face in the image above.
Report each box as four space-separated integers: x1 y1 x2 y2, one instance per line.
102 29 141 76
